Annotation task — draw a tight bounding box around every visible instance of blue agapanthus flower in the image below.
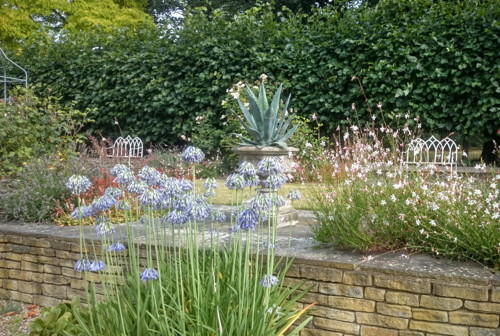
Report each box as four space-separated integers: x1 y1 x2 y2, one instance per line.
211 209 226 222
286 189 302 201
110 164 130 177
257 157 284 176
161 178 183 198
115 199 131 211
270 195 286 207
189 201 211 221
66 175 92 195
138 188 162 207
71 205 95 219
244 174 260 187
264 173 287 190
104 187 123 199
237 208 259 231
127 180 148 194
179 178 194 191
108 242 126 252
93 194 118 212
138 166 161 186
164 209 189 225
173 194 194 211
225 173 246 190
95 218 116 236
181 146 205 163
250 193 272 211
238 161 257 177
114 170 136 185
89 260 106 272
203 177 218 190
141 268 159 282
259 274 279 288
74 259 91 272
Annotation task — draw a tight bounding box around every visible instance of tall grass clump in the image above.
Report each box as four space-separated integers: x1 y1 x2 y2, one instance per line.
33 147 312 335
310 106 499 269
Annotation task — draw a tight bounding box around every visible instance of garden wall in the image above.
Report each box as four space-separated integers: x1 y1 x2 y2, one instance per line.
0 224 498 336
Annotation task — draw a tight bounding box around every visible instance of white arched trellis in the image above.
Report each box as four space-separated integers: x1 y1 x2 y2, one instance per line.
107 135 143 166
1 47 28 104
402 136 458 172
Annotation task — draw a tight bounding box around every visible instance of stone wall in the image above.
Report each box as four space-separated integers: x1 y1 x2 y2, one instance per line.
1 227 499 336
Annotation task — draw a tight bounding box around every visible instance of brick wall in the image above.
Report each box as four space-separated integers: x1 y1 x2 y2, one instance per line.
1 230 499 336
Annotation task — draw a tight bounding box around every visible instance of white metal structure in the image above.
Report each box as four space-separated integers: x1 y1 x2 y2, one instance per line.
107 135 143 166
402 136 458 172
1 47 28 104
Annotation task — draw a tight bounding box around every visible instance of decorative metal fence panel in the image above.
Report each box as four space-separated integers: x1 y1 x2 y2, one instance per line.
403 136 458 172
107 136 143 165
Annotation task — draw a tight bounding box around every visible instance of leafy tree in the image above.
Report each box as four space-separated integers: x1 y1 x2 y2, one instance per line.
0 0 153 48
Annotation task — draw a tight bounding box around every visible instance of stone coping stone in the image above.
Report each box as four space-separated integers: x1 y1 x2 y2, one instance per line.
0 209 495 286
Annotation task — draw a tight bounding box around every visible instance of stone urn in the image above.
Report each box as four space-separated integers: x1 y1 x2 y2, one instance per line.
232 145 299 226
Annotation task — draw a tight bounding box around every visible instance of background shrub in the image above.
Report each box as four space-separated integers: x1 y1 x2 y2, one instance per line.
0 86 93 176
11 0 499 153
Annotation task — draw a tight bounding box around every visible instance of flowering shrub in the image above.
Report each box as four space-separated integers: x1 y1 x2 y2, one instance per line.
42 149 312 335
310 119 500 269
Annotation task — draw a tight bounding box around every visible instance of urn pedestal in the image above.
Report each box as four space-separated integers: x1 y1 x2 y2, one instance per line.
232 146 299 227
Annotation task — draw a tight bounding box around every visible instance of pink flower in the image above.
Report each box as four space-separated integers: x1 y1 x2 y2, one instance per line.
311 113 317 120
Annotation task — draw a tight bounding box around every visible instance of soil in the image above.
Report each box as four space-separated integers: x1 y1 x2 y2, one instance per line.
0 300 41 336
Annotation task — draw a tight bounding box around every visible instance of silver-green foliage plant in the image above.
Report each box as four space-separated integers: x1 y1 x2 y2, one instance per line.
233 82 298 149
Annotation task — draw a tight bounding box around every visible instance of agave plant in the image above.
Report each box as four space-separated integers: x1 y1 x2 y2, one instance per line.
232 82 298 149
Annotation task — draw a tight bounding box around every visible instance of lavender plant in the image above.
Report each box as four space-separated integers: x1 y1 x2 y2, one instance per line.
47 149 312 335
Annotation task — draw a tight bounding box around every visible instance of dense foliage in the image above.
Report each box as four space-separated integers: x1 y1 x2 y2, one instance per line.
15 0 499 152
0 87 93 176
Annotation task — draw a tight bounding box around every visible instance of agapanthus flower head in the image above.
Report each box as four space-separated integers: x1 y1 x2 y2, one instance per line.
179 178 194 191
66 175 92 195
189 201 211 221
138 188 162 207
238 161 257 177
138 166 161 186
270 194 286 207
71 205 95 219
110 164 131 177
250 193 271 211
95 218 116 236
165 208 189 225
74 259 91 272
93 194 118 212
161 177 183 197
237 208 259 231
108 242 126 252
257 157 284 176
225 173 246 190
264 173 287 190
211 209 226 222
244 174 261 187
114 170 136 185
140 268 159 282
89 260 106 272
203 189 216 198
203 177 218 190
181 146 205 163
260 274 279 288
104 187 123 199
127 180 148 194
286 189 302 201
115 199 131 211
173 194 194 211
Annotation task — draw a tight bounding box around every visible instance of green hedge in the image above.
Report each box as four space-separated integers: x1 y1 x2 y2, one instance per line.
17 0 499 149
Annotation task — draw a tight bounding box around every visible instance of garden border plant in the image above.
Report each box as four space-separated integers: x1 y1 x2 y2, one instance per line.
30 148 314 335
